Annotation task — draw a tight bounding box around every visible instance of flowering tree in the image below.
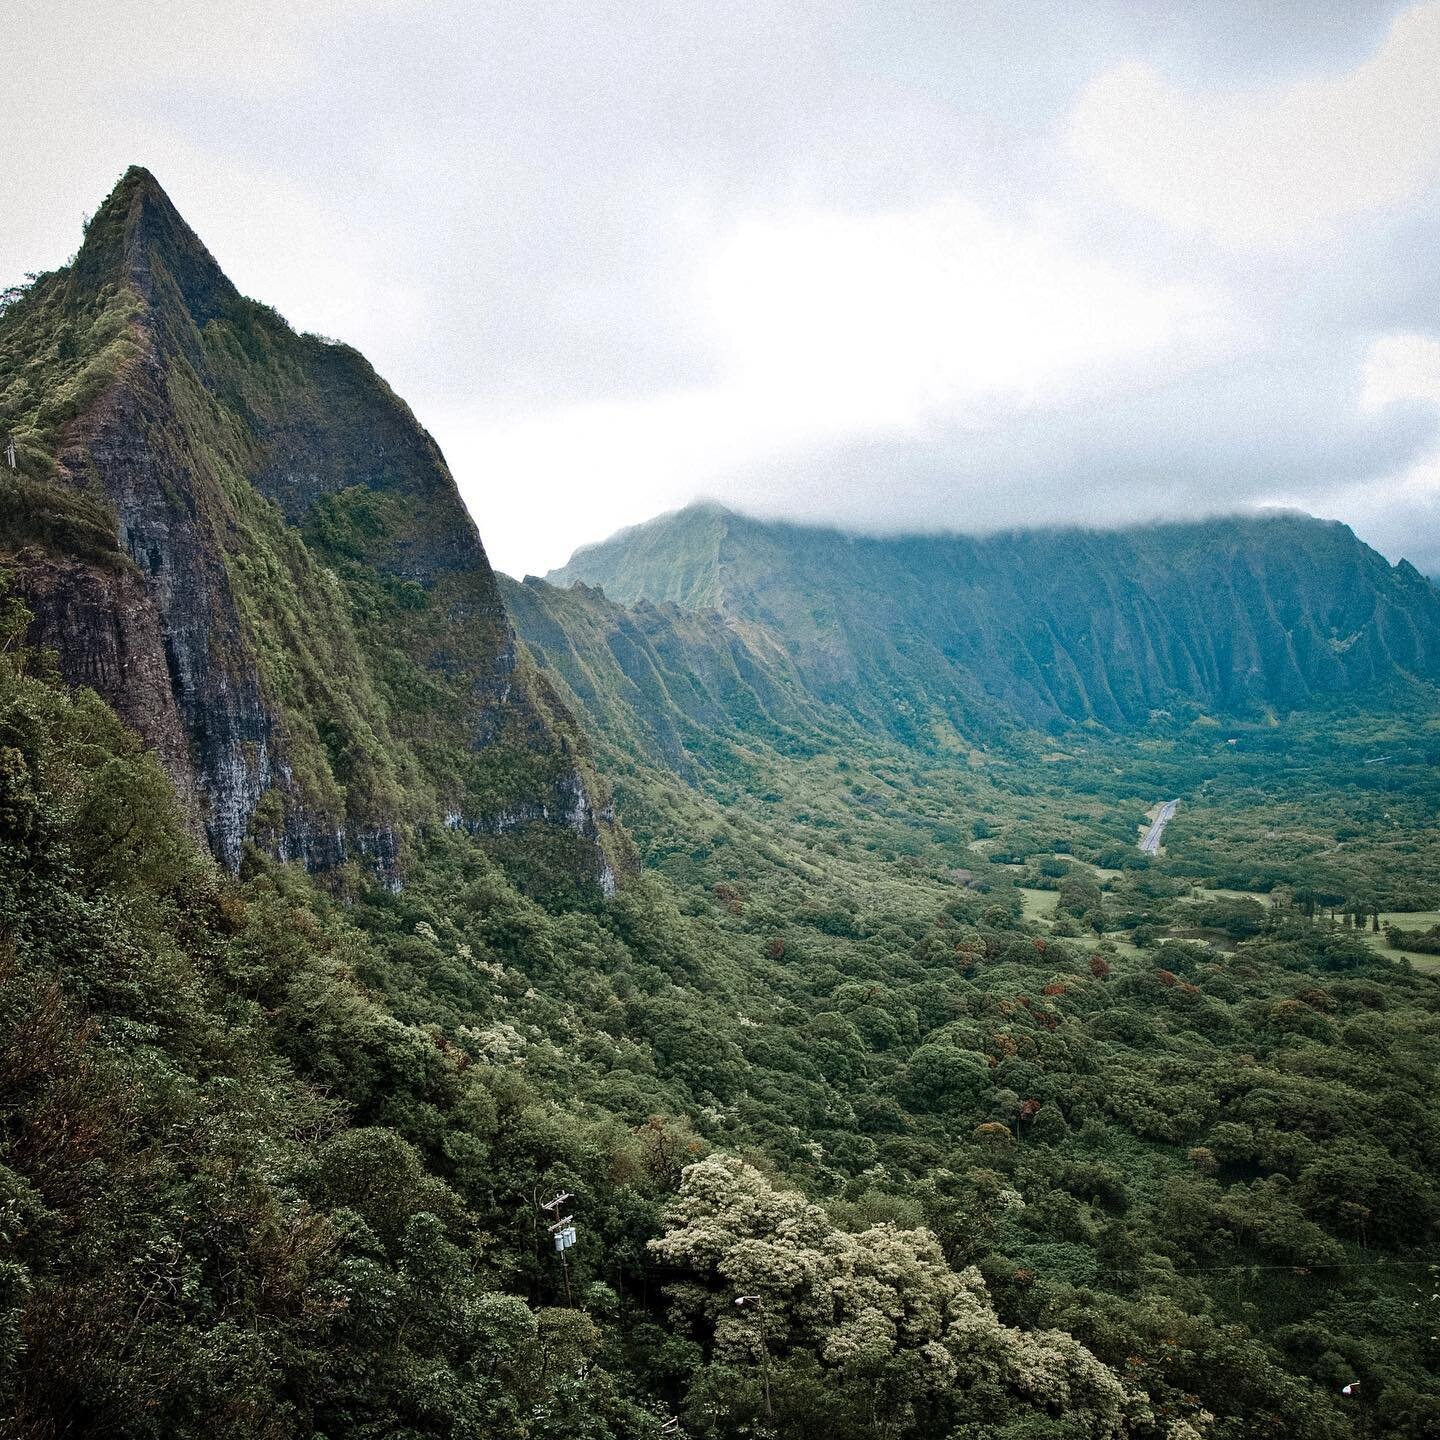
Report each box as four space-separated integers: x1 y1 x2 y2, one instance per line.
650 1155 1151 1437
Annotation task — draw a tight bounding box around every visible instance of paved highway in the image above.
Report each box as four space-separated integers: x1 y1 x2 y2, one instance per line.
1140 799 1179 855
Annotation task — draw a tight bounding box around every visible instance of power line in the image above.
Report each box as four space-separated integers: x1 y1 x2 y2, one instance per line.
539 1191 577 1303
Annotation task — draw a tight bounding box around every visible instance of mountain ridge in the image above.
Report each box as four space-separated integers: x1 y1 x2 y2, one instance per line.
547 502 1440 736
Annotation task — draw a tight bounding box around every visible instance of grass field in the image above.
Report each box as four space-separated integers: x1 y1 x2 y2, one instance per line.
1050 853 1124 882
1358 910 1440 976
1018 887 1055 924
1014 880 1440 975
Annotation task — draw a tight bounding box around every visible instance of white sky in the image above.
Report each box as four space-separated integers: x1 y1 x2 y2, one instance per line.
4 1 1440 573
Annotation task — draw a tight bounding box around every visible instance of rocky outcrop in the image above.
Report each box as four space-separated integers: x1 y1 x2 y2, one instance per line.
14 550 199 819
445 767 619 897
0 168 622 894
49 351 279 869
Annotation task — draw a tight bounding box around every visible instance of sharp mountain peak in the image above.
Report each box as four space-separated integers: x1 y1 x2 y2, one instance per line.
69 166 238 324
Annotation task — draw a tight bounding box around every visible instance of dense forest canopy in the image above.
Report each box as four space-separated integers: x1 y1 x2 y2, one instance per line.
3 171 1440 1440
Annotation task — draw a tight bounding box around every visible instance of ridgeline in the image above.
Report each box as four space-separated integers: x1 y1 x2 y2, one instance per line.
2 170 1439 1440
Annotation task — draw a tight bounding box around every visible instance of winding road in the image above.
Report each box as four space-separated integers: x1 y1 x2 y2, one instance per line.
1140 799 1179 855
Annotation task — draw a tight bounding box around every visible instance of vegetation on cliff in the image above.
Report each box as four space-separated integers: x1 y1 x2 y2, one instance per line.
0 168 620 891
4 172 1440 1440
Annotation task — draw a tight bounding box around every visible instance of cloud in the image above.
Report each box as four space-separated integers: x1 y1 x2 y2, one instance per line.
701 199 1225 426
1286 331 1440 572
1360 331 1440 409
444 197 1233 574
6 0 1437 575
1070 1 1440 248
718 333 1433 529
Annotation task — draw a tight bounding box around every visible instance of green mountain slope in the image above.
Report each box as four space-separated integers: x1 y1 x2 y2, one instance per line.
6 171 1440 1440
549 504 1440 736
8 556 1440 1440
0 169 620 892
498 574 854 777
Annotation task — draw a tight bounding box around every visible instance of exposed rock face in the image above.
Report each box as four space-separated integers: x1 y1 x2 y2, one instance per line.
444 768 618 897
53 350 276 869
0 167 623 892
15 550 199 817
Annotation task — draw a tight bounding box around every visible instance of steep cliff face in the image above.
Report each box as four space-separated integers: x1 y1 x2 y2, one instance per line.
500 573 835 778
549 504 1440 736
0 167 623 892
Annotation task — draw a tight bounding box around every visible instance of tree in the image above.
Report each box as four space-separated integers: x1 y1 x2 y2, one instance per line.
900 1045 991 1113
649 1156 1140 1437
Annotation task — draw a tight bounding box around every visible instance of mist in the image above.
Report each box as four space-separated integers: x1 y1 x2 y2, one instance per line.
6 0 1439 574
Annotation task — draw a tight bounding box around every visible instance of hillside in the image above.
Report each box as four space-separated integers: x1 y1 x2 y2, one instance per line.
549 504 1440 736
498 574 853 776
0 169 622 893
5 172 1440 1440
9 543 1440 1439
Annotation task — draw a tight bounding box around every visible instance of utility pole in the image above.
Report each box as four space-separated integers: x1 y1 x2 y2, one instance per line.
735 1295 772 1423
540 1191 576 1305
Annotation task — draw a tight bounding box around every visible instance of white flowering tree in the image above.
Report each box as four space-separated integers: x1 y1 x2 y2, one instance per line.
650 1154 1173 1439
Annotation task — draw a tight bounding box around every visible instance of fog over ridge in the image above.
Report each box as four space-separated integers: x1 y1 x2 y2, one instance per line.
7 0 1440 574
550 497 1424 583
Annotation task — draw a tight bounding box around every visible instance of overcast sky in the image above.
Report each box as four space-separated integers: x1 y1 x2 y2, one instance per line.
6 1 1440 575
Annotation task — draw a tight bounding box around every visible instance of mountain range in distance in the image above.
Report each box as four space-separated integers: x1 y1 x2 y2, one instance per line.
538 500 1440 739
